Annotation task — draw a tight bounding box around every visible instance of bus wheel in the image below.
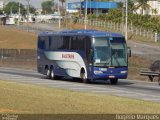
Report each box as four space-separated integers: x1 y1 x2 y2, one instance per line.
110 79 118 85
81 73 89 83
50 69 55 80
45 68 51 79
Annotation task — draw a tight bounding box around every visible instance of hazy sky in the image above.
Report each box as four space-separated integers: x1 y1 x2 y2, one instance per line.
28 0 123 8
4 0 123 9
4 0 79 8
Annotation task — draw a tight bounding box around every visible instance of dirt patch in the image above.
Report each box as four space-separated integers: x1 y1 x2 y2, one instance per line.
0 26 37 49
0 109 19 113
0 59 36 70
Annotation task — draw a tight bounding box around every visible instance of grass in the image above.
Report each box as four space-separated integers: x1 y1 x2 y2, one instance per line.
0 26 37 49
0 80 160 114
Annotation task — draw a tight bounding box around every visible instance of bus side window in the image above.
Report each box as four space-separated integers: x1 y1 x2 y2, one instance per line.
70 36 77 50
70 36 85 51
63 36 70 49
50 36 58 50
57 36 63 49
45 37 50 50
38 36 45 49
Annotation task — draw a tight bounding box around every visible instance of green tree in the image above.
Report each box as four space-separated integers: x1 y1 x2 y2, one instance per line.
0 10 3 14
135 0 150 15
29 5 36 14
152 8 158 15
3 2 26 15
41 0 54 14
117 0 135 13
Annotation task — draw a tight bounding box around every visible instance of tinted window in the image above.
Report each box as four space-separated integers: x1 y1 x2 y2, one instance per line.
38 36 49 49
50 36 70 50
45 37 50 50
110 37 126 44
38 37 44 49
57 36 63 49
70 36 85 51
50 36 58 50
62 36 70 49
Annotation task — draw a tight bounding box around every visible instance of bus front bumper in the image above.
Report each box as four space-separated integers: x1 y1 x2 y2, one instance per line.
91 67 128 80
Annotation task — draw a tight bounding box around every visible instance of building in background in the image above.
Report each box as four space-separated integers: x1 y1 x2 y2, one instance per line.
135 0 160 15
67 1 117 15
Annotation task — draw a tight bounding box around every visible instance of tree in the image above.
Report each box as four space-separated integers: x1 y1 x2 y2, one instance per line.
135 0 150 15
117 0 135 13
41 0 54 14
152 8 158 15
29 5 36 14
3 2 26 15
0 10 3 14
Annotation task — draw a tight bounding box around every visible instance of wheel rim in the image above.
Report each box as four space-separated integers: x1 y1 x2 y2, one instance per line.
50 70 54 79
82 73 86 80
81 73 88 83
46 69 50 79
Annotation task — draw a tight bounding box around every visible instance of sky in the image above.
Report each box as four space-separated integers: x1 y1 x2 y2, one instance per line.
3 0 79 8
3 0 123 9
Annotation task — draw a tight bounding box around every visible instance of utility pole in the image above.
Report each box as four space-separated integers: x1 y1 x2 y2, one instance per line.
84 0 88 30
26 0 30 23
125 0 128 41
18 1 21 25
80 0 82 16
58 0 61 29
122 2 125 34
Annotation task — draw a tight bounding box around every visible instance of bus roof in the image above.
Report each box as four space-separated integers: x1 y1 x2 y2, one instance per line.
39 29 124 38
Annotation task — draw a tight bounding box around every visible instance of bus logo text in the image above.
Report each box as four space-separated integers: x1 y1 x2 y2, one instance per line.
62 54 74 59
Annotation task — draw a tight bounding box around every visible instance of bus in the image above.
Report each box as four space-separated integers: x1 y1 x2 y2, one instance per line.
37 30 131 84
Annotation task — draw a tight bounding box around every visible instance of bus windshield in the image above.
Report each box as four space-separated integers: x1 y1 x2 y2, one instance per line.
93 37 111 66
93 37 127 67
110 37 127 67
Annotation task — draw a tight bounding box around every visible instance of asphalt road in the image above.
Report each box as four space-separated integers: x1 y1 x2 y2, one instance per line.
0 67 160 103
128 41 160 60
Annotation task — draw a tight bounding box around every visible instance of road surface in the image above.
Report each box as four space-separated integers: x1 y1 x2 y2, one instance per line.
128 41 160 60
0 67 160 103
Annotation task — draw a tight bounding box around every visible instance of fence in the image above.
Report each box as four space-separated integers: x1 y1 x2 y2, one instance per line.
76 19 158 42
1 18 159 42
0 49 36 69
1 24 54 33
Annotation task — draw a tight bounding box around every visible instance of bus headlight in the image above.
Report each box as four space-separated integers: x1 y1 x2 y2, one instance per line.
94 70 103 74
120 71 127 74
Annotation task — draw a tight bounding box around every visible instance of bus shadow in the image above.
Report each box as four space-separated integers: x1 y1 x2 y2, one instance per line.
0 69 134 86
51 77 134 86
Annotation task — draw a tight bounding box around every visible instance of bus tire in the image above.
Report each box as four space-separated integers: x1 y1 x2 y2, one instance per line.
81 72 89 83
45 68 50 79
110 79 118 85
50 69 55 80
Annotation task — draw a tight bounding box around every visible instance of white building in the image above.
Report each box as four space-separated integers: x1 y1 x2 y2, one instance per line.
135 0 160 15
0 1 4 10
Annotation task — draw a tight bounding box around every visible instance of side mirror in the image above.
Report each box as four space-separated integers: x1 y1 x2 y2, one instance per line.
127 47 131 57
